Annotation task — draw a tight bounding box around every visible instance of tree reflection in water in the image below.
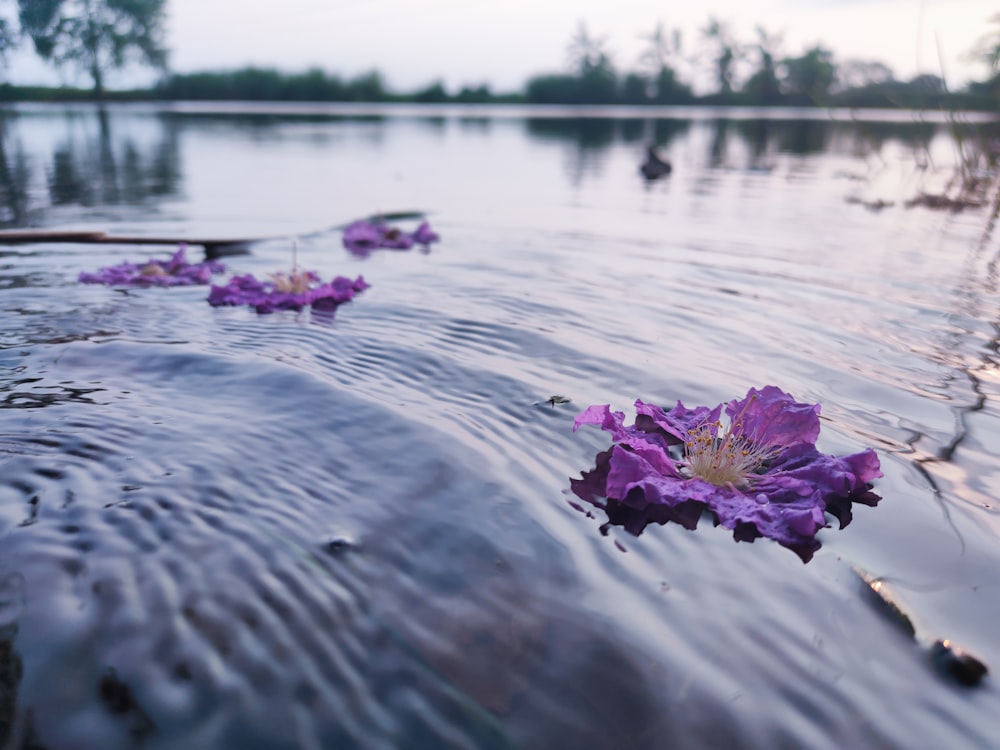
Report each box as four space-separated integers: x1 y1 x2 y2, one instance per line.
0 106 182 226
0 120 34 228
47 108 181 210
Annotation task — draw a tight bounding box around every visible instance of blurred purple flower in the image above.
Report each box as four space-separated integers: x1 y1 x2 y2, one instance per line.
78 246 225 287
341 219 440 256
342 221 382 254
571 386 882 562
207 269 369 315
411 221 440 245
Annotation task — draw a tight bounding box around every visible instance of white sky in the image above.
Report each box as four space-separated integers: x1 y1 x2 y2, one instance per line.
4 0 997 93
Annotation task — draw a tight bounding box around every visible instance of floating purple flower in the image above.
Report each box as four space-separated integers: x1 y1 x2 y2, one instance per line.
342 221 382 254
207 269 369 315
571 386 882 562
411 221 439 245
341 219 440 257
78 246 225 287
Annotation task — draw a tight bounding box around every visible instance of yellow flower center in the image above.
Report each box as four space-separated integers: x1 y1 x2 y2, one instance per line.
270 270 312 293
684 420 777 487
139 263 167 276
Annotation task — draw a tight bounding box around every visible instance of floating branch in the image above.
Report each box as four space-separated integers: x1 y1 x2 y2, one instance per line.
0 230 256 259
854 566 989 687
0 211 432 260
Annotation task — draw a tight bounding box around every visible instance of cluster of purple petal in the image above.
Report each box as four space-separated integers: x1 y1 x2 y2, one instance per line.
207 272 369 314
78 247 225 287
342 219 439 256
571 386 882 562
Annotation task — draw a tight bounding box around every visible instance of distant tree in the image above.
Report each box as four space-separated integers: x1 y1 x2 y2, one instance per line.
741 26 783 104
348 70 387 101
285 67 345 101
907 73 945 94
525 73 579 104
835 59 895 92
970 12 1000 75
414 80 448 103
966 14 1000 105
638 21 690 103
231 67 283 99
18 0 167 98
567 21 611 76
619 72 648 104
781 45 837 103
566 21 617 103
0 1 18 66
700 17 743 97
455 84 492 103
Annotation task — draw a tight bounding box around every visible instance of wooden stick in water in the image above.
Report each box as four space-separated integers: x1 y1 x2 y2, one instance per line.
0 230 257 259
0 212 429 259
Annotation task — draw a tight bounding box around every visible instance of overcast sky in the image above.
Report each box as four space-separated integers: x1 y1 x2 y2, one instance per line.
5 0 996 93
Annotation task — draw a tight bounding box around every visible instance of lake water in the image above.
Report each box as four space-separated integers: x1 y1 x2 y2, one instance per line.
1 102 1000 749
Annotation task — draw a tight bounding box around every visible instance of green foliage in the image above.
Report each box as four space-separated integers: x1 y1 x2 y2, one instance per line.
637 22 691 104
701 17 743 97
414 80 448 103
970 13 1000 74
17 0 167 96
4 11 999 111
741 27 782 105
455 84 493 103
619 72 648 104
781 46 837 104
160 67 382 102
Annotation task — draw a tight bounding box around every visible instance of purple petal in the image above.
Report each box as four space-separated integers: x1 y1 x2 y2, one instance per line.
207 272 368 315
377 225 414 249
727 385 820 447
635 398 720 442
79 247 224 287
342 220 381 253
412 221 440 244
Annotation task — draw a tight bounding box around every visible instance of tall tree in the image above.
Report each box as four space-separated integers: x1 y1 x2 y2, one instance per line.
18 0 167 98
742 27 783 104
638 21 690 103
970 12 1000 75
836 59 894 92
781 46 837 103
700 17 743 97
0 0 19 66
567 21 612 78
565 21 617 103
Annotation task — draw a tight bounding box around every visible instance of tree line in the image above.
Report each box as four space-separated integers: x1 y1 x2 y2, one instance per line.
1 1 999 110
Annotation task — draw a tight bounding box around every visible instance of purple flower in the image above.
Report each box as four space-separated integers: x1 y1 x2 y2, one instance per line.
376 225 414 250
342 221 382 255
79 246 225 287
411 221 440 245
341 219 440 257
207 270 368 315
571 386 882 562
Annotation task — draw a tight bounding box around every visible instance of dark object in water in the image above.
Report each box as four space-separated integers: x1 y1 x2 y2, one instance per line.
0 229 255 259
904 192 987 212
640 146 672 181
931 639 989 687
855 568 916 639
854 567 989 688
0 210 431 260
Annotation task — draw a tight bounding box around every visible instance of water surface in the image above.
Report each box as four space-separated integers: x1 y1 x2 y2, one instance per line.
1 102 999 749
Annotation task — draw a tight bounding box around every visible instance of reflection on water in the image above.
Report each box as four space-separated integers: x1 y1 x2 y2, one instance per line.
47 109 180 209
0 106 181 226
2 103 1000 749
0 103 991 230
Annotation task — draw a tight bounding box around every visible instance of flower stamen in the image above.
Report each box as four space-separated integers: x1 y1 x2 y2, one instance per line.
683 415 777 487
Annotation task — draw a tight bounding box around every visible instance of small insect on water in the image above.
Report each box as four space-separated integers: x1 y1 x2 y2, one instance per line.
546 395 571 407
